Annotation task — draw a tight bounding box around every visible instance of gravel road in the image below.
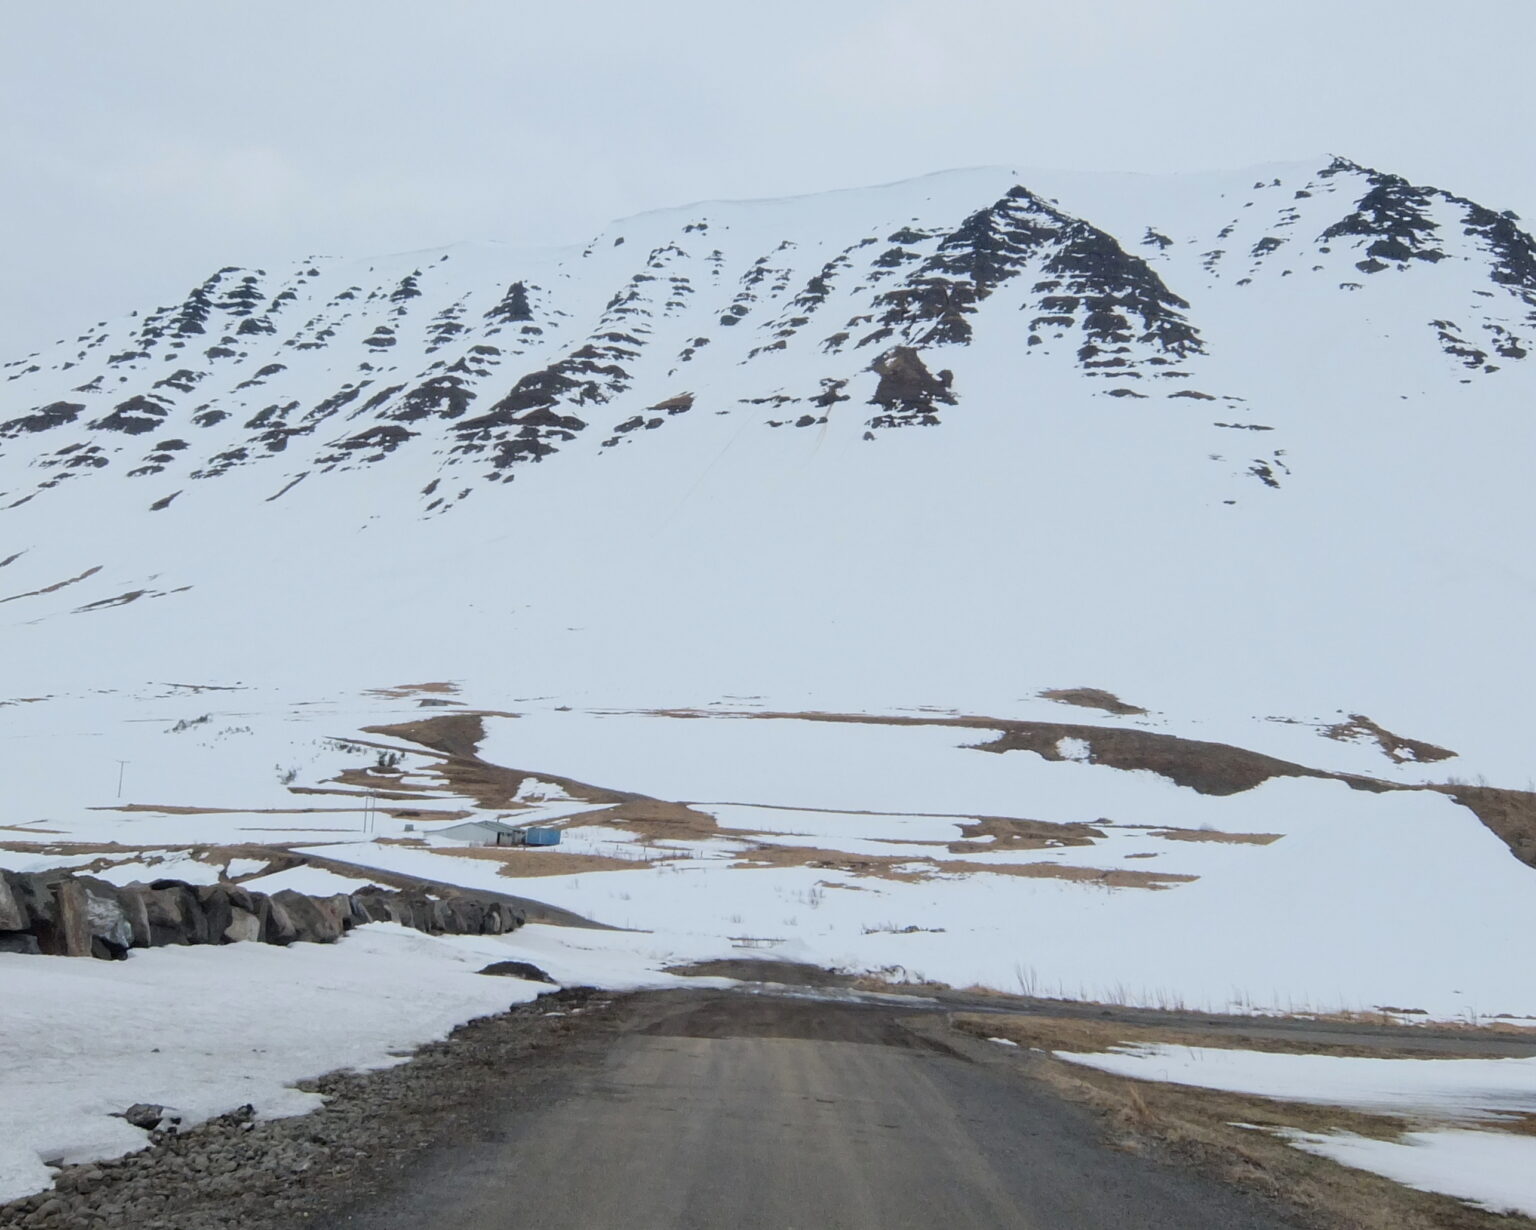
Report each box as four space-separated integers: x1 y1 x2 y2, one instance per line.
338 991 1303 1229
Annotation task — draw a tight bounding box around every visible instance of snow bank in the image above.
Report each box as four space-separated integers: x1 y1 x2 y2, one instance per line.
0 922 707 1203
1281 1128 1536 1218
1057 1045 1536 1119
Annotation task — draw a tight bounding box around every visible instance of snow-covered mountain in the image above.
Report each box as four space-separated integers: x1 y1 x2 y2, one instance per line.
4 155 1534 770
6 157 1533 509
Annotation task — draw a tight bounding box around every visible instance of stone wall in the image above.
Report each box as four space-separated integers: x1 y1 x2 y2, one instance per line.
0 869 524 959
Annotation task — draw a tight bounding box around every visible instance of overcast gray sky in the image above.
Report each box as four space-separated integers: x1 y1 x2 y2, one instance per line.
3 0 1532 354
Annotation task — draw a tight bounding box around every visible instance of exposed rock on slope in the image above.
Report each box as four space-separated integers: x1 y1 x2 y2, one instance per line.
4 157 1534 514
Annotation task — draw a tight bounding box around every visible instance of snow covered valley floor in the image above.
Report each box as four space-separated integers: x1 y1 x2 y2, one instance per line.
7 681 1532 1020
3 679 1536 1221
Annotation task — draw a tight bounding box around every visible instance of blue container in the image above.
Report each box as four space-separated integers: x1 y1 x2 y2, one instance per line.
522 827 561 847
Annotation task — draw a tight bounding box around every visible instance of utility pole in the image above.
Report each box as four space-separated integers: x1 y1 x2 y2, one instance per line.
116 760 129 800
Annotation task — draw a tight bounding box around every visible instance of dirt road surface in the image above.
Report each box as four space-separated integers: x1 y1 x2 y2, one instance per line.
339 991 1302 1230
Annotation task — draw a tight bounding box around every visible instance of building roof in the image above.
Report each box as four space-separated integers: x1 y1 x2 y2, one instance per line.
440 818 525 836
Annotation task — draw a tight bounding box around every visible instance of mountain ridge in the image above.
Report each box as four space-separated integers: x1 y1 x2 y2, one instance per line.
4 154 1532 520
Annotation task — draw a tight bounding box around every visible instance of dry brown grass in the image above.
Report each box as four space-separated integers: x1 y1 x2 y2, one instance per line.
560 799 722 841
365 714 488 759
731 844 929 880
1322 714 1456 764
365 681 461 699
331 767 440 794
1293 1008 1536 1035
951 1012 1491 1059
1151 827 1282 845
1039 687 1149 716
1434 783 1536 869
947 815 1103 854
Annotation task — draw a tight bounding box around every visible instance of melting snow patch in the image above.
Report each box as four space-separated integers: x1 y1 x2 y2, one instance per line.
1056 1045 1536 1120
241 864 385 896
1278 1127 1536 1218
1056 737 1092 763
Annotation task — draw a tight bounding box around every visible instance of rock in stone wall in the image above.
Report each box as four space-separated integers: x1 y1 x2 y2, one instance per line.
0 869 525 960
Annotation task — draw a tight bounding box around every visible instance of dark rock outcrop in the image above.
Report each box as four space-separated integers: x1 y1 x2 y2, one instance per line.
0 869 526 961
866 346 955 432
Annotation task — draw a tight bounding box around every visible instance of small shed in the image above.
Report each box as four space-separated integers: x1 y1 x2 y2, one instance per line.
439 819 561 848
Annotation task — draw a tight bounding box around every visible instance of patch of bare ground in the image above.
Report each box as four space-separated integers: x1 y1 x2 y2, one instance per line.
560 799 723 841
1323 714 1457 764
653 707 1354 795
365 681 461 699
731 844 1194 889
947 816 1104 854
332 766 435 793
951 1013 1493 1060
1152 827 1283 845
1433 783 1536 868
414 846 673 877
1496 1114 1536 1136
938 1020 1535 1230
973 723 1351 796
651 708 1536 870
664 958 856 986
1039 687 1149 716
364 713 489 759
